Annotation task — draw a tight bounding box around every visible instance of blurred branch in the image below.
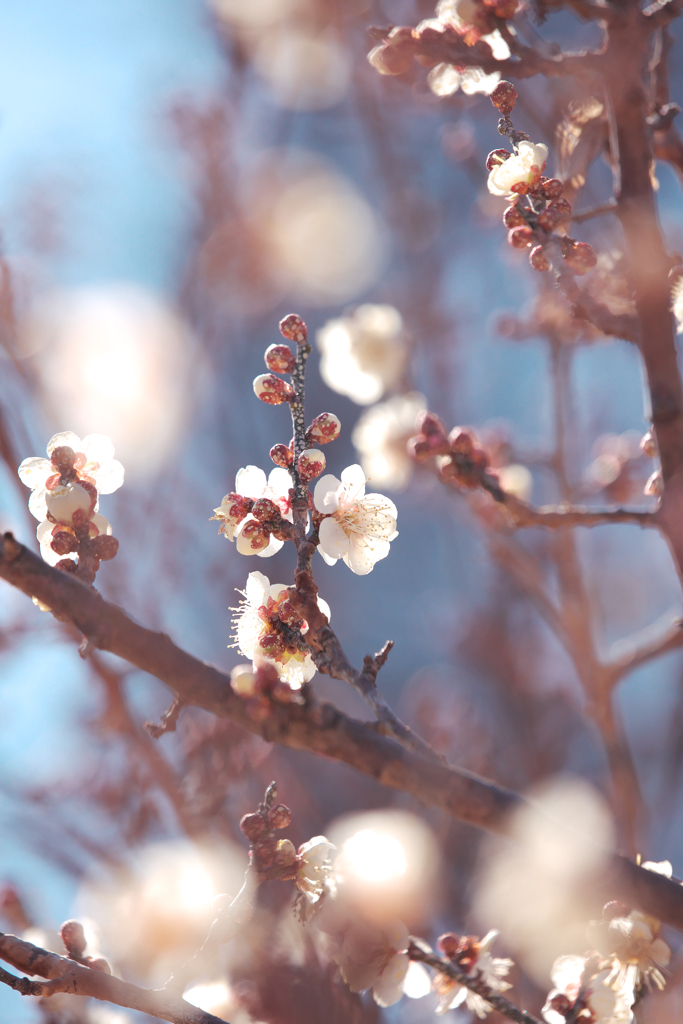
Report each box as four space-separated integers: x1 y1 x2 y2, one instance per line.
572 199 619 223
0 933 227 1024
486 485 655 529
606 615 683 683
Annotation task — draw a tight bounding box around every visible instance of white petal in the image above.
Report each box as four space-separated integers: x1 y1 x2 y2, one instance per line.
28 488 48 521
318 545 338 566
340 464 366 501
319 517 350 559
80 434 115 463
246 571 270 607
236 465 267 499
46 483 92 525
92 459 125 494
268 467 293 497
266 583 289 603
403 962 431 999
90 513 112 536
314 474 343 513
47 431 81 455
256 534 284 558
362 491 398 519
344 535 390 575
18 457 52 489
317 596 331 621
373 952 409 1008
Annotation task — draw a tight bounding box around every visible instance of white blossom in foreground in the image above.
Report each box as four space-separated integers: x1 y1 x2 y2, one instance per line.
18 432 124 521
232 571 330 687
335 920 410 1007
487 142 549 198
316 305 407 405
352 392 426 490
213 465 292 557
542 956 633 1024
296 836 335 903
314 465 398 574
434 931 513 1018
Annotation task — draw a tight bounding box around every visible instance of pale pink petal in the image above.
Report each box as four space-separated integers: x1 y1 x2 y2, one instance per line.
373 952 409 1007
268 467 293 497
344 535 390 575
318 545 338 566
256 534 284 558
90 513 112 537
28 488 48 522
319 517 350 559
92 459 124 494
266 584 289 603
246 571 270 607
47 431 81 455
18 457 52 489
340 464 366 501
236 465 268 499
314 474 343 513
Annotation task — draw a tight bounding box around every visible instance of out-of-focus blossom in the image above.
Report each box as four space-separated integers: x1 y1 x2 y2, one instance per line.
434 930 513 1017
317 305 407 405
254 28 350 111
314 465 398 574
428 63 501 97
585 432 651 504
352 393 426 490
296 836 335 903
542 956 633 1024
494 463 533 501
213 466 292 557
232 571 330 687
19 432 123 522
335 919 410 1007
487 142 548 198
672 276 683 334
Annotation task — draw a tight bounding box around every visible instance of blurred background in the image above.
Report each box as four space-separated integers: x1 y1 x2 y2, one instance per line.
2 0 683 1020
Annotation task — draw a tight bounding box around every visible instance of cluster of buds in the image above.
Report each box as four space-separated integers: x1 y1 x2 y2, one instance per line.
239 785 299 878
59 919 111 974
215 492 292 554
368 0 519 78
438 932 483 971
486 84 597 277
408 413 490 488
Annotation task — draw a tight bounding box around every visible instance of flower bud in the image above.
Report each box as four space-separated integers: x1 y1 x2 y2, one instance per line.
46 482 94 525
60 920 86 958
486 148 510 172
236 520 271 554
508 226 534 249
50 446 76 472
268 804 292 829
252 835 277 869
416 410 446 438
640 431 657 458
85 957 111 974
548 197 572 223
436 454 458 481
240 812 266 841
644 470 663 496
297 449 326 482
259 632 287 658
367 42 413 76
56 558 78 574
50 530 79 556
449 427 475 454
438 933 461 958
307 412 341 445
274 838 297 867
537 206 561 231
265 344 296 374
549 994 572 1015
91 535 119 561
270 444 294 468
231 664 258 698
251 498 281 522
541 177 564 199
407 436 436 462
503 204 526 229
563 240 596 275
490 80 517 115
279 313 307 344
529 245 550 272
253 374 295 405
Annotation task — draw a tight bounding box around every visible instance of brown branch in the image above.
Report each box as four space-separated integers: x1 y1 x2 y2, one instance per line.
3 534 683 928
642 0 683 29
146 696 186 738
486 486 656 530
572 199 619 223
0 933 227 1024
606 614 683 681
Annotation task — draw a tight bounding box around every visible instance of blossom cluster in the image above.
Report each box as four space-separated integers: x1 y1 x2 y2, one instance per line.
486 83 597 276
18 431 123 585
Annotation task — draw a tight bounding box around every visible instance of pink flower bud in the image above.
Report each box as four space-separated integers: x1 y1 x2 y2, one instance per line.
60 920 86 958
240 812 266 841
508 226 534 249
251 498 281 522
541 177 564 199
307 412 341 445
253 374 295 405
236 520 271 553
490 80 517 115
231 664 258 697
270 444 294 468
50 530 79 556
529 245 550 272
279 313 308 344
91 535 119 561
416 410 446 438
50 446 76 471
644 470 663 496
252 836 277 869
367 41 413 76
537 206 561 231
563 240 596 274
486 148 510 172
265 344 296 374
449 427 475 454
438 933 461 958
640 431 657 458
503 204 526 229
259 632 287 658
548 197 572 223
297 449 326 482
268 804 292 829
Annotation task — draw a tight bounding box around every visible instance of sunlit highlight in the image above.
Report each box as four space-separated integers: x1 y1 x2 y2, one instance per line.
342 829 408 883
184 980 233 1015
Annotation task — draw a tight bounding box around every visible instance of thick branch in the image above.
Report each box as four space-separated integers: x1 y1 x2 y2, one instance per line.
0 933 227 1024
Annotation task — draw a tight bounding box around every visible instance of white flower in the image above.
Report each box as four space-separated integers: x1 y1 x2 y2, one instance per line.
336 919 410 1007
428 63 501 97
434 931 513 1018
296 836 335 903
18 432 124 521
37 513 113 567
316 305 407 406
232 571 330 687
352 393 426 490
214 465 292 557
487 141 549 198
314 465 398 575
543 956 633 1024
603 910 670 994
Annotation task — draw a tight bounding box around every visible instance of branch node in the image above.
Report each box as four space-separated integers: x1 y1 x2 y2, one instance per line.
145 697 186 739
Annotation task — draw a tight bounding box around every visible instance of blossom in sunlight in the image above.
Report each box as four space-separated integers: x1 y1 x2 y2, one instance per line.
316 305 407 405
232 571 330 687
542 955 634 1024
434 930 513 1018
428 63 501 97
487 142 549 198
336 919 411 1007
213 465 292 558
352 393 426 490
18 432 124 522
37 514 114 568
296 836 335 903
314 465 398 574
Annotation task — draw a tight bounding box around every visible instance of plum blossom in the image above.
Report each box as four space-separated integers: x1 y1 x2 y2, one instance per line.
352 392 426 490
542 956 633 1024
316 305 407 405
487 141 549 198
434 931 513 1017
314 465 398 574
18 432 124 522
213 465 292 557
232 571 330 687
296 836 335 903
37 514 113 568
335 919 410 1007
